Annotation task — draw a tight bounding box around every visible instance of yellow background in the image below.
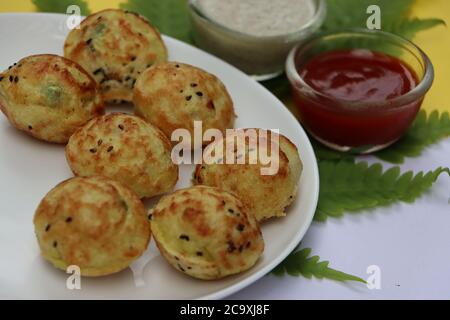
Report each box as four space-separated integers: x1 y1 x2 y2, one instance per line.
0 0 448 112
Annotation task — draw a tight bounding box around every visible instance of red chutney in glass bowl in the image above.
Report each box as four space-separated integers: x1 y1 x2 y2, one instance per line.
286 30 434 153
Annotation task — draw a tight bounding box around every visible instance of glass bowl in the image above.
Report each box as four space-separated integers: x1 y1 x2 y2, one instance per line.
286 29 434 153
189 0 326 81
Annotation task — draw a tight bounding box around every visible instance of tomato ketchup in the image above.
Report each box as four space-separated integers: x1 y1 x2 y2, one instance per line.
293 49 422 149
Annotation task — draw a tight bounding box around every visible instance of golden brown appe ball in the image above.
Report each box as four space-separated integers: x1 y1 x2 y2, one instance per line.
151 186 264 280
193 129 303 221
133 62 235 144
0 54 104 143
66 113 178 199
64 9 168 102
34 176 151 277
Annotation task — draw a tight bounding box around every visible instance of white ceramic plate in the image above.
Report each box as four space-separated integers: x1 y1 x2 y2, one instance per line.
0 13 319 300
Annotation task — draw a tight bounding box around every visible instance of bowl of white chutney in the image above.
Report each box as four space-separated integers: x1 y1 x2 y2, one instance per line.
188 0 326 81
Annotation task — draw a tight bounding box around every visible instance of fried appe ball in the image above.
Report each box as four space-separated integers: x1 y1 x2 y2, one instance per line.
0 54 104 143
34 176 151 277
64 9 167 102
66 113 178 199
193 129 303 221
133 62 235 145
150 186 264 280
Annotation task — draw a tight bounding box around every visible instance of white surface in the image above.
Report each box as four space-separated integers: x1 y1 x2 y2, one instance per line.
0 14 319 299
230 139 450 300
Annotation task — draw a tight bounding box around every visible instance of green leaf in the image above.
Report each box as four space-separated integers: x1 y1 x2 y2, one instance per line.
33 0 91 15
120 0 193 43
322 0 444 39
386 18 446 40
375 110 450 164
315 161 450 222
272 248 366 283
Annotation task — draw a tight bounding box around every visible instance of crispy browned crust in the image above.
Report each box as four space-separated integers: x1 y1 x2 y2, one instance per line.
0 54 104 143
151 186 264 280
64 9 168 102
33 176 151 277
66 113 179 199
133 61 235 143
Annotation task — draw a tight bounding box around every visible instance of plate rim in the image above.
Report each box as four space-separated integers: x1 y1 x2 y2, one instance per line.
0 12 320 300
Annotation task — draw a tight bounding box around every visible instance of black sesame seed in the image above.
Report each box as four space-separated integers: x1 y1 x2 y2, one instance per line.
178 264 185 272
146 64 152 68
147 213 152 221
9 76 13 82
222 200 226 206
93 68 103 75
186 95 192 101
8 66 12 70
237 224 245 232
246 241 251 248
196 92 203 97
97 139 103 146
130 56 136 61
118 124 124 130
28 125 33 130
228 209 234 214
187 266 192 270
65 217 73 223
227 241 237 253
107 146 114 152
190 83 198 87
53 241 58 248
131 79 136 88
179 234 190 241
196 251 203 257
45 224 51 232
86 38 93 45
0 76 4 81
89 148 97 153
14 76 19 83
175 64 180 68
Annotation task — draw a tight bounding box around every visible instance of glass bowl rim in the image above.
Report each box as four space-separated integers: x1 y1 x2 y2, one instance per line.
285 28 435 112
188 0 327 40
